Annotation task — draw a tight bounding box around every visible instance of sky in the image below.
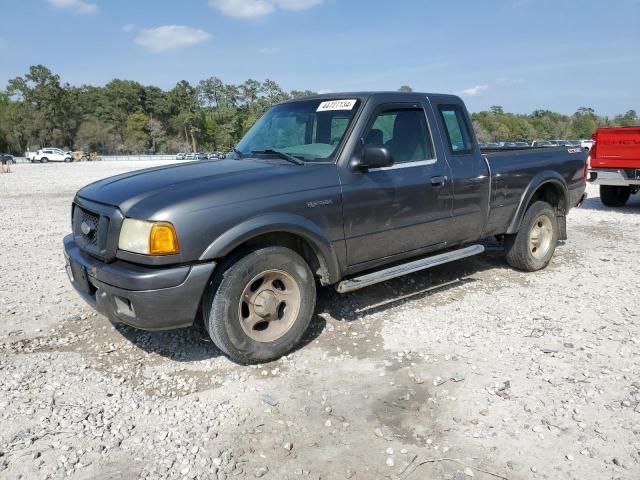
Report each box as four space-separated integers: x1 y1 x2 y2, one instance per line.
0 0 638 115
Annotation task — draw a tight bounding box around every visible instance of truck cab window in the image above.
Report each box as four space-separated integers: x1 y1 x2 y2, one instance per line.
236 99 361 162
439 105 473 153
365 109 434 163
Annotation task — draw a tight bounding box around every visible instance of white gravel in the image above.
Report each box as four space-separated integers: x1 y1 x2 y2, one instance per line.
1 162 639 479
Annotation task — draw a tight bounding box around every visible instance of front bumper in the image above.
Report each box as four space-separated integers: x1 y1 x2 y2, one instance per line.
63 235 216 330
588 168 640 186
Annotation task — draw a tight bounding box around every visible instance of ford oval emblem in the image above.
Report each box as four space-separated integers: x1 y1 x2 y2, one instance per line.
81 221 93 235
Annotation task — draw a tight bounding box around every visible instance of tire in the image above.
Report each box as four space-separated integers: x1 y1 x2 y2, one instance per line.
600 185 631 207
504 201 558 272
40 157 48 163
203 246 316 364
64 157 72 163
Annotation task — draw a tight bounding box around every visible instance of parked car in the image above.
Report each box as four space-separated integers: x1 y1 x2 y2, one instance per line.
63 91 587 363
531 140 557 148
176 152 186 160
581 139 595 150
479 142 501 149
588 126 640 206
551 140 574 146
195 152 208 160
185 153 195 160
1 154 15 165
500 141 529 148
32 148 73 163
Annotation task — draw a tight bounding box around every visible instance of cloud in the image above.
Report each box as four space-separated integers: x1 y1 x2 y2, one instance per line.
122 24 136 33
135 25 211 53
258 46 281 54
274 0 323 11
210 0 274 17
47 0 98 15
209 0 323 18
459 84 489 97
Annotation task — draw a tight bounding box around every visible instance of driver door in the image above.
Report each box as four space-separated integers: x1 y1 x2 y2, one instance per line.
340 102 453 267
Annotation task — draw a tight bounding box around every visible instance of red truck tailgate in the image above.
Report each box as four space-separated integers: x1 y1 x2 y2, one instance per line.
591 126 640 169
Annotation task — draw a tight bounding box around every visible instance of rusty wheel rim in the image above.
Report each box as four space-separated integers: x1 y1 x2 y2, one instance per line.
238 270 301 343
529 215 553 260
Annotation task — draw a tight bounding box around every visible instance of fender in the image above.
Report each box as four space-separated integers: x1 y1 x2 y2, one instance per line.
199 213 342 284
506 171 569 234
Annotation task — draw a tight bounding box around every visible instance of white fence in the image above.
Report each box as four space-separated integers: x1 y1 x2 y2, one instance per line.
100 154 179 162
13 154 182 163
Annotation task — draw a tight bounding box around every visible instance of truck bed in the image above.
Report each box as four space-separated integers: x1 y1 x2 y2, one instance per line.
481 146 587 236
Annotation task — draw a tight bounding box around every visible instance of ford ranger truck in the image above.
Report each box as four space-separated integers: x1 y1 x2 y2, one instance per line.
63 92 587 363
588 126 640 206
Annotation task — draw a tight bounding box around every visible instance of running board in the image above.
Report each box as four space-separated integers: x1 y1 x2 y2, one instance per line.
336 244 485 294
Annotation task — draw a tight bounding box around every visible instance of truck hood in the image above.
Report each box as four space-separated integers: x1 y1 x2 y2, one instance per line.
76 159 317 217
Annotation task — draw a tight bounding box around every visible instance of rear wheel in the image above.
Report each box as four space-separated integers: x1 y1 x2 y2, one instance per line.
504 201 558 272
203 246 316 364
600 185 631 207
40 157 48 163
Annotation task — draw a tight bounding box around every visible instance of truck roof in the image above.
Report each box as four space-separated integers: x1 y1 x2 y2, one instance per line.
281 91 462 104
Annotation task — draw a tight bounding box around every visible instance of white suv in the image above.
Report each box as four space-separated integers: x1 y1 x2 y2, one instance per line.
33 148 73 163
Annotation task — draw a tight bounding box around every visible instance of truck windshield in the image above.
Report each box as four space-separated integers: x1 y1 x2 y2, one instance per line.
235 99 361 162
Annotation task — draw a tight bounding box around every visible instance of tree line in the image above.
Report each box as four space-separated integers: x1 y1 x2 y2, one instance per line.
0 66 637 155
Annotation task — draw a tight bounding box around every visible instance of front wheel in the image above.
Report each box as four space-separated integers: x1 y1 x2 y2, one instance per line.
504 201 558 272
600 185 631 207
40 157 48 163
203 246 316 364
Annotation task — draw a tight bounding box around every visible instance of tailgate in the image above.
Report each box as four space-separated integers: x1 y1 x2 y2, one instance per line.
591 127 640 169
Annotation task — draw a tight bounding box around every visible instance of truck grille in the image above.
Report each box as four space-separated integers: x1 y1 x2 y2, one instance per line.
78 209 100 246
72 204 111 260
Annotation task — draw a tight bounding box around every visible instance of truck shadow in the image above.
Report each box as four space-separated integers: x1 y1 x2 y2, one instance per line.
115 241 508 363
114 308 327 364
580 195 640 213
311 240 509 326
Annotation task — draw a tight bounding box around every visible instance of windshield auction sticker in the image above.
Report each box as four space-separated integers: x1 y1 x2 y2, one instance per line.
317 99 357 112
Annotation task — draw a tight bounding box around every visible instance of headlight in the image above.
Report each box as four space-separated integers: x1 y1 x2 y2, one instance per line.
118 219 180 256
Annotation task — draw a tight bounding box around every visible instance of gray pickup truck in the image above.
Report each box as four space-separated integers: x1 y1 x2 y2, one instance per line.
64 92 587 363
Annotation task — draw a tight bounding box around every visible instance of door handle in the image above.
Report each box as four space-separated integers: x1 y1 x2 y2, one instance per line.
431 175 447 187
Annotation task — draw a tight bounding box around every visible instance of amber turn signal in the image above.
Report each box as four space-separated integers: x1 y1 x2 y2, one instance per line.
149 223 179 255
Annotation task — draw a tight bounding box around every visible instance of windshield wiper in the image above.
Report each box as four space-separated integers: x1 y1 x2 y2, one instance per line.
251 149 305 165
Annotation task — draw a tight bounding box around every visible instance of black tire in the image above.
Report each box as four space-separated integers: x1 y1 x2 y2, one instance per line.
64 157 72 163
600 185 631 207
203 246 316 364
504 201 558 272
40 157 48 163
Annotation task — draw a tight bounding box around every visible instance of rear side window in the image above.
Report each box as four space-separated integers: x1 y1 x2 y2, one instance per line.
439 105 474 154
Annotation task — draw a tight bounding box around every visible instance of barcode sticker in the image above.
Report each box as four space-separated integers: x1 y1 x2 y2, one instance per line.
317 99 357 112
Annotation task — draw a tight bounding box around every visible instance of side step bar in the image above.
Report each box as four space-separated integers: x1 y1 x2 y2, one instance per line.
336 244 485 294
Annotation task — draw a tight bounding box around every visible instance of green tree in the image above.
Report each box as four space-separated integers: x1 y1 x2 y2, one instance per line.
124 112 150 152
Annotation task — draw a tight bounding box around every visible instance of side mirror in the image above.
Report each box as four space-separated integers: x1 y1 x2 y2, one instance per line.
351 145 394 171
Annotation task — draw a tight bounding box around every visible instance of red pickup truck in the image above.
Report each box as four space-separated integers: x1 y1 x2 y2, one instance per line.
588 126 640 206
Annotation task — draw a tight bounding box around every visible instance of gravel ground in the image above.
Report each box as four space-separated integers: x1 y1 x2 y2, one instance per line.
1 162 639 480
